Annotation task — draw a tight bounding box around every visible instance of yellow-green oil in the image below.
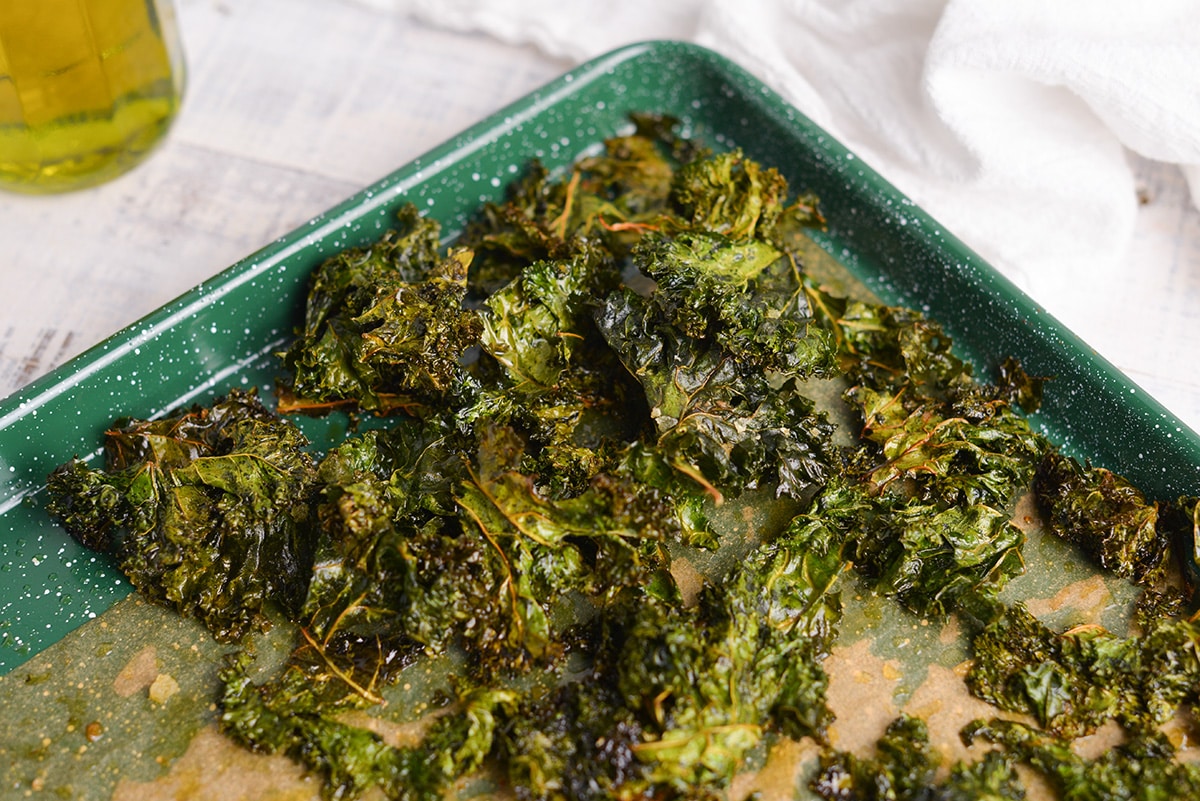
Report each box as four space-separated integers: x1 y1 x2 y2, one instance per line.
0 0 184 193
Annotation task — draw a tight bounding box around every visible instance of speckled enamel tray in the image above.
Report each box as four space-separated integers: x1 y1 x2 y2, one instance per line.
2 40 1199 676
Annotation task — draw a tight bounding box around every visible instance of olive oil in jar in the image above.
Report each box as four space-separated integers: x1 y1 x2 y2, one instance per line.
0 0 184 193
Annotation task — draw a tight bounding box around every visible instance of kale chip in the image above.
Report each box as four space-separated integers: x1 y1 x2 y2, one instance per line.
279 206 482 414
1034 450 1170 586
966 601 1200 738
965 719 1200 800
812 715 1026 801
46 388 318 641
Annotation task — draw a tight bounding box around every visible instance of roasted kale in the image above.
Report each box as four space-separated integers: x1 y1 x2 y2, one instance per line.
496 502 845 798
965 719 1200 800
479 250 617 390
613 516 845 791
786 277 1050 619
45 115 1200 801
220 651 518 801
472 247 641 496
449 426 686 672
1158 494 1200 598
669 149 790 241
812 715 941 800
812 715 1030 801
278 207 483 414
794 477 1025 619
298 420 695 681
46 388 317 641
782 296 1046 618
966 600 1200 739
596 237 838 502
457 114 684 296
1034 451 1170 586
499 675 647 801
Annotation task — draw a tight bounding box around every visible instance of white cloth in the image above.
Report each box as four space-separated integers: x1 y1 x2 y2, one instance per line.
356 0 1200 294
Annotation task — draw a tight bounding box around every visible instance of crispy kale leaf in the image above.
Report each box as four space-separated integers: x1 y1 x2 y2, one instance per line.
596 226 838 502
1034 450 1170 586
966 600 1200 738
499 501 846 799
458 119 682 296
499 676 648 801
831 382 1042 616
633 230 838 377
852 382 1047 509
1159 495 1200 599
599 296 837 501
460 368 646 500
610 513 845 792
965 718 1200 800
812 715 1026 801
800 478 1026 618
301 421 693 680
479 251 618 390
297 421 471 698
797 288 1047 617
669 149 789 241
279 205 482 413
45 389 317 641
811 715 942 801
794 368 1042 618
450 426 685 672
220 651 518 801
471 249 641 495
805 283 973 398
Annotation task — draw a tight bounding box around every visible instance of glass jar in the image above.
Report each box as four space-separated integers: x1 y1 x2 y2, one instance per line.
0 0 185 193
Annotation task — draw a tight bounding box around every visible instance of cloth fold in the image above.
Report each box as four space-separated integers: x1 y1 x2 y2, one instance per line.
356 0 1200 293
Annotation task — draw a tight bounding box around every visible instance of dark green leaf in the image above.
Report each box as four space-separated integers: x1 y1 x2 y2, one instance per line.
1035 451 1169 586
46 389 317 641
